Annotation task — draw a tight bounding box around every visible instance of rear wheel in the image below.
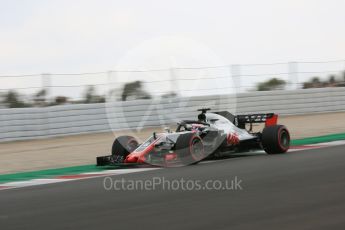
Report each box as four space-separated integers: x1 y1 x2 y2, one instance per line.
111 136 139 159
262 125 290 154
175 133 205 165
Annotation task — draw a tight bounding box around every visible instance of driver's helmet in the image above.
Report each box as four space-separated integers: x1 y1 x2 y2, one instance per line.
198 113 206 122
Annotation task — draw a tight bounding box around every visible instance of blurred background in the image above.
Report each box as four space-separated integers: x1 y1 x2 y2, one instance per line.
1 0 345 144
0 61 345 107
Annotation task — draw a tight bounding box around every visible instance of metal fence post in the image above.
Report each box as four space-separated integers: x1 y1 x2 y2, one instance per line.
41 73 51 137
342 60 345 81
169 67 178 96
288 62 299 90
41 73 51 104
230 64 241 93
107 70 120 101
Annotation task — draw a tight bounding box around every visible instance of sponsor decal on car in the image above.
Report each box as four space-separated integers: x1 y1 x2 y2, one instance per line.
227 132 240 145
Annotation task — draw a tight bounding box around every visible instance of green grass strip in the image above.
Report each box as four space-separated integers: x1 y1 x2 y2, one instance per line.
291 132 345 146
1 132 345 184
0 165 118 184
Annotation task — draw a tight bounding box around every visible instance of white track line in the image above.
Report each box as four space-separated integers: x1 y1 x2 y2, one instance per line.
1 141 345 191
0 168 159 190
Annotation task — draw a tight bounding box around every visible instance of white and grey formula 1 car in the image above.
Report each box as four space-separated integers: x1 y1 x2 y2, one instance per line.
97 108 290 167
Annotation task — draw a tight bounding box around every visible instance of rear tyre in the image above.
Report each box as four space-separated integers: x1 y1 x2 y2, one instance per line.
175 133 205 165
262 125 290 154
111 136 139 158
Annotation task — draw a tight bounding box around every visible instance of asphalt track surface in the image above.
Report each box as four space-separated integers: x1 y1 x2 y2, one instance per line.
1 145 345 230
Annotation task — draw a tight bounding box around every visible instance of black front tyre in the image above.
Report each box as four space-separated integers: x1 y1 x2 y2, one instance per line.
96 136 138 166
262 125 290 154
112 136 139 157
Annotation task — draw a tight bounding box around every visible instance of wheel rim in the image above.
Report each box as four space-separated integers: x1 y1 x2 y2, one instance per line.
279 130 290 149
190 138 204 161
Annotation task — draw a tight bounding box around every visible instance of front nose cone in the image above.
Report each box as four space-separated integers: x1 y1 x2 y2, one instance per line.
125 155 139 163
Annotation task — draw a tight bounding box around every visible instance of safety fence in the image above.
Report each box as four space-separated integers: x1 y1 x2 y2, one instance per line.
0 87 344 142
1 60 345 106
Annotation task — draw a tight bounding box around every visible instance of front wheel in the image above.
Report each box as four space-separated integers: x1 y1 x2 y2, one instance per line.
175 133 205 165
262 125 290 154
111 136 139 158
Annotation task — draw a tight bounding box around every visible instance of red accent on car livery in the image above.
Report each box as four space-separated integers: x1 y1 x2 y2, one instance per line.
165 153 177 161
124 137 160 163
265 114 278 127
227 132 240 146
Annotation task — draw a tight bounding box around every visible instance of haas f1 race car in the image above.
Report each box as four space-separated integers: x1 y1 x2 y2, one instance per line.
97 108 290 167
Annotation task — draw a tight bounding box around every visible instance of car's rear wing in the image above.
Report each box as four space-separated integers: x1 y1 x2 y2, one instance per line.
235 113 278 130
